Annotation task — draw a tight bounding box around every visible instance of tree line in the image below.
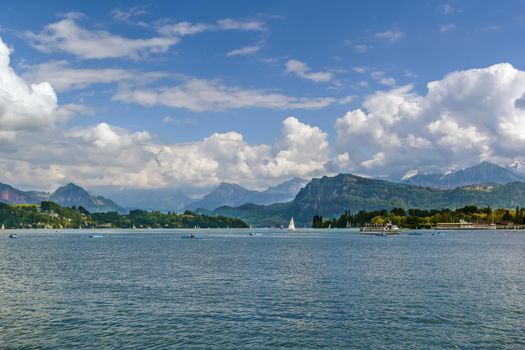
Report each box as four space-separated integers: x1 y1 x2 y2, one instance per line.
0 201 248 229
312 205 525 229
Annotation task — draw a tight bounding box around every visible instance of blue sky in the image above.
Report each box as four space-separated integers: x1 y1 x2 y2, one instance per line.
1 0 525 194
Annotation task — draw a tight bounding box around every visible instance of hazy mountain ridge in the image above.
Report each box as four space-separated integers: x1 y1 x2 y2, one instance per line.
96 188 192 212
0 182 123 213
402 161 524 188
186 177 308 210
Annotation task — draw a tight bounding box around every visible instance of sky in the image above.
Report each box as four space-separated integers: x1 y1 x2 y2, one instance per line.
1 0 525 195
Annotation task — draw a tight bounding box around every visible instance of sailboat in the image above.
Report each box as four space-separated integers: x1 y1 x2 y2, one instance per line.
288 217 296 231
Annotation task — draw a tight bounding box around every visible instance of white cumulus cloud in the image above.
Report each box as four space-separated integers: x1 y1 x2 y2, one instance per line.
0 37 62 132
335 63 525 175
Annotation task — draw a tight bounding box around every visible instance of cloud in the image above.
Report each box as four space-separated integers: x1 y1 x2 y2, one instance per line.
156 21 210 36
111 7 147 23
4 117 348 193
162 116 195 125
335 63 525 175
156 18 265 37
226 45 262 57
0 37 62 132
22 60 168 92
163 116 174 123
439 23 456 32
113 78 336 111
371 71 396 86
217 18 266 31
487 25 502 31
354 44 369 53
438 4 456 14
0 35 348 193
25 18 178 60
154 116 349 190
285 59 333 83
67 122 151 150
375 29 403 42
339 96 355 105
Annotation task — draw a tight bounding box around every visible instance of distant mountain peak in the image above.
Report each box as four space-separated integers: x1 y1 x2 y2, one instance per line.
50 183 122 212
403 161 523 189
56 182 88 192
186 177 309 210
508 160 525 174
475 161 502 168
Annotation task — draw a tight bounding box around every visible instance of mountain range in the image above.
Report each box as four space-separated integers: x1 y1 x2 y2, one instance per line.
2 161 525 218
185 177 309 210
208 173 525 226
0 182 123 213
402 161 524 188
96 188 192 212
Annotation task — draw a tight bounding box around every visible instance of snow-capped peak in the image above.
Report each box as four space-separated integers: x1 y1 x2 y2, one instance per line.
401 169 419 180
508 160 525 174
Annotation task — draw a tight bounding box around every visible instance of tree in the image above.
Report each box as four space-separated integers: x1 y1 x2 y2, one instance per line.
371 216 385 226
312 215 323 228
514 206 523 225
391 207 406 216
502 210 512 222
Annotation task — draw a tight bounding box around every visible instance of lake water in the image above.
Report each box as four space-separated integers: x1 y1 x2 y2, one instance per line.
1 229 524 349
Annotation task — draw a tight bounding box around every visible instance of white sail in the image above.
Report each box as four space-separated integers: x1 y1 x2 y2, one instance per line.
288 217 296 231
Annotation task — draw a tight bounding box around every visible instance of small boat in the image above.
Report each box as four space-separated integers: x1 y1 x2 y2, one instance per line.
9 233 18 239
408 232 422 236
89 233 103 238
182 233 196 239
288 217 297 232
249 232 261 236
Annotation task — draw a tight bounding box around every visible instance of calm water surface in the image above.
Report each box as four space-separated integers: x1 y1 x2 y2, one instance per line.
1 229 524 349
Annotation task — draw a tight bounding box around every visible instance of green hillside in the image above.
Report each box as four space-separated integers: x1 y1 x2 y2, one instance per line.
210 174 525 226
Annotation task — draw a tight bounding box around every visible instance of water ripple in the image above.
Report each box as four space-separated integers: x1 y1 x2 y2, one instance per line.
0 229 524 349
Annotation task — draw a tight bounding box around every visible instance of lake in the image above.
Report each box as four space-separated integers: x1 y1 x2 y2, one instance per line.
1 229 524 349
